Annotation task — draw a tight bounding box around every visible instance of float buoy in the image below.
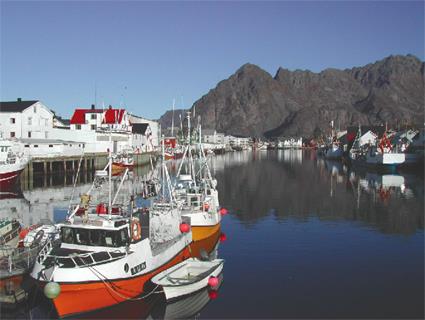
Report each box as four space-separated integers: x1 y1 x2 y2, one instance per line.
219 208 228 216
179 223 190 233
208 276 219 287
219 233 227 243
44 282 61 299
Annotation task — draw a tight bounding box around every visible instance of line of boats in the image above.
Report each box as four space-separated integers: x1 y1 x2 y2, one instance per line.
318 125 424 169
0 115 228 318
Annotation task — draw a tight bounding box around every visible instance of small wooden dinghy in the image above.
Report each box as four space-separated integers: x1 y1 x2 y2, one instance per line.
151 258 224 301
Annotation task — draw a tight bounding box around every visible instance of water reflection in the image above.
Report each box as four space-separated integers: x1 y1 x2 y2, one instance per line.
214 150 423 235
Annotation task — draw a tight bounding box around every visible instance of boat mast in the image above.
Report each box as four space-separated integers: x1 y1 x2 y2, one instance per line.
171 99 175 137
108 123 112 219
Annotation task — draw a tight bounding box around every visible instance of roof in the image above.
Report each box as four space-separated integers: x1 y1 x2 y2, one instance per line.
18 138 85 145
0 100 39 113
132 123 149 134
347 125 386 139
70 109 103 124
55 116 71 126
103 108 126 124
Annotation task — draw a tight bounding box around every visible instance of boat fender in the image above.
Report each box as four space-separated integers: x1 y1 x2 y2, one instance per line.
208 276 219 287
131 220 141 241
44 282 61 299
179 223 190 233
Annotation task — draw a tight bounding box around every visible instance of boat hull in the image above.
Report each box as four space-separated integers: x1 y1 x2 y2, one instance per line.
0 169 24 190
191 223 221 242
160 261 224 301
48 246 191 318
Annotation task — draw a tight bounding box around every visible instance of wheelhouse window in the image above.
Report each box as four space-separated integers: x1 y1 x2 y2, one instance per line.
61 227 129 247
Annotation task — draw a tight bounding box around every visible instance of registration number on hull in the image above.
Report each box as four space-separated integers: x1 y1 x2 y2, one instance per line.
131 262 146 275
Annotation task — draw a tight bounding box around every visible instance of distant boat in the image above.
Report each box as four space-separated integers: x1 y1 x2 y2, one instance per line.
0 140 29 190
324 142 344 160
151 258 224 301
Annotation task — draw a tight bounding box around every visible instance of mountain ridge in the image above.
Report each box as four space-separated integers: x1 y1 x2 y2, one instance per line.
159 54 424 137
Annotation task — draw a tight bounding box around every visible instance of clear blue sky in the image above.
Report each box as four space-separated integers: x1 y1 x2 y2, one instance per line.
1 1 423 120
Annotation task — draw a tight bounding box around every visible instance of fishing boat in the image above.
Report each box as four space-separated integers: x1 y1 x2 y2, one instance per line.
0 140 29 190
173 114 223 242
350 130 405 169
112 150 134 171
151 258 224 301
30 125 193 318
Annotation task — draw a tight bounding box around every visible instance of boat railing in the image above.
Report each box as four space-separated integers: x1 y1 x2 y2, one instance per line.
0 245 41 274
0 227 20 246
37 242 126 268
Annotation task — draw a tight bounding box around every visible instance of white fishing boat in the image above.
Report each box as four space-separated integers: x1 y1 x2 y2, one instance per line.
0 140 29 190
151 258 224 301
173 114 223 242
30 122 192 318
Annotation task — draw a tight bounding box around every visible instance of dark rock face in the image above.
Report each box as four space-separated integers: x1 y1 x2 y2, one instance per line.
158 109 186 135
188 54 424 137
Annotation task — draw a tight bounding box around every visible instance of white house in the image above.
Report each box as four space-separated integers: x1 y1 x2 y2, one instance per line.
128 114 160 150
0 99 55 140
202 130 225 144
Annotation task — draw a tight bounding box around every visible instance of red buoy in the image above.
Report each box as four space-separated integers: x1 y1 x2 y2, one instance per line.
179 223 190 233
208 276 219 287
208 290 218 300
219 233 227 243
219 208 228 215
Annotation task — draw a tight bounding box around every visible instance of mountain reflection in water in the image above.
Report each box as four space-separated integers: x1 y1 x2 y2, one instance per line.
213 150 424 235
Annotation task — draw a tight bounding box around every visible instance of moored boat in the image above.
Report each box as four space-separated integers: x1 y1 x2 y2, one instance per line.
0 140 29 190
30 128 193 318
151 258 224 301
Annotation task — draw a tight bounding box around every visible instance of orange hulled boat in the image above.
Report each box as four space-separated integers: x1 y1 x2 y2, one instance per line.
31 140 192 317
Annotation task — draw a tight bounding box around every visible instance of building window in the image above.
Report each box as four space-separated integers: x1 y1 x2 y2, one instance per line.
34 145 38 148
28 131 32 138
76 124 81 130
28 117 32 125
91 125 96 130
10 132 15 138
24 145 29 148
49 144 53 147
91 114 97 120
10 118 15 124
34 106 37 113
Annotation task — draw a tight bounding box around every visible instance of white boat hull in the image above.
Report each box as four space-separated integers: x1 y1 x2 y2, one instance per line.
152 258 224 301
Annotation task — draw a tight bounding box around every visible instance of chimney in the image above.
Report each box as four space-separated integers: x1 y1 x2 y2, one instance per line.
91 104 95 110
17 98 22 102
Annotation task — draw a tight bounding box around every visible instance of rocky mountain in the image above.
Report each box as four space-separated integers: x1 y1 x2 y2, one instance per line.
167 54 423 138
158 109 186 136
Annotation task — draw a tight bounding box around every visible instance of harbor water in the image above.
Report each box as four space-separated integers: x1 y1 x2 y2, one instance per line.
1 150 423 319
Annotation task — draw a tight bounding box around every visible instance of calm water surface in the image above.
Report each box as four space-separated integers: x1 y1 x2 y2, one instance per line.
1 150 423 319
